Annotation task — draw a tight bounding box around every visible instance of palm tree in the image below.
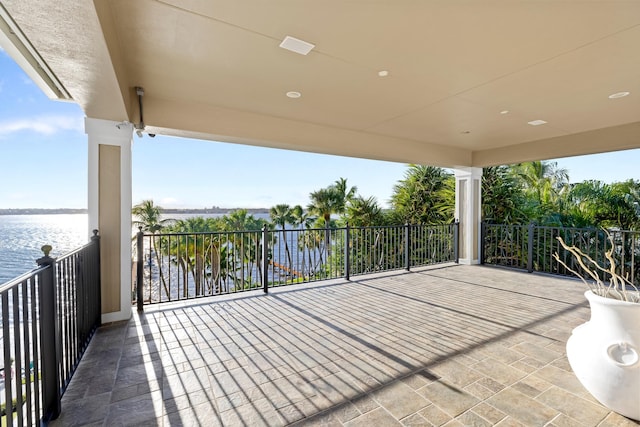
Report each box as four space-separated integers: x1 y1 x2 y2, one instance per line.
132 199 172 232
569 180 640 230
291 205 312 229
222 209 266 231
566 180 608 226
482 166 528 224
220 210 269 287
307 188 340 227
624 180 640 230
132 200 172 299
270 204 294 228
298 228 326 277
512 161 569 223
610 180 640 230
270 204 295 271
343 195 387 273
512 161 565 187
164 213 270 295
390 165 453 224
290 205 313 276
345 196 384 227
164 217 217 297
308 187 342 260
333 177 357 216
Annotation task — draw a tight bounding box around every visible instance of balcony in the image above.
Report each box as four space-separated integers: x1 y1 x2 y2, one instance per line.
50 265 636 426
2 2 640 425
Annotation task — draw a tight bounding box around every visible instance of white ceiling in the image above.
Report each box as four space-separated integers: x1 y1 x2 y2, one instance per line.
2 0 639 167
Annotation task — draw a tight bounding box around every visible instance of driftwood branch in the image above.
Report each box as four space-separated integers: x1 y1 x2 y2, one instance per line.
553 229 639 303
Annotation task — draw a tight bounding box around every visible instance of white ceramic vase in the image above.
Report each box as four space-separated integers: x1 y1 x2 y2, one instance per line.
566 290 640 421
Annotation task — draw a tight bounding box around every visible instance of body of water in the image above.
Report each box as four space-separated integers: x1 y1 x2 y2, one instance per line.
0 212 273 284
0 214 89 284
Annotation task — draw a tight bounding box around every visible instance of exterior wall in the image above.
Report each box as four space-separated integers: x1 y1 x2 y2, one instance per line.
86 118 132 323
98 145 121 313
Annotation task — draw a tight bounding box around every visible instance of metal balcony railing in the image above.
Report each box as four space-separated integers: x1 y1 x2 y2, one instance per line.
0 232 101 426
133 223 458 307
482 223 639 286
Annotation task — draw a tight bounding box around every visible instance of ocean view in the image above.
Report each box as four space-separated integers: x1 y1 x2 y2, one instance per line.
0 212 272 284
0 214 88 284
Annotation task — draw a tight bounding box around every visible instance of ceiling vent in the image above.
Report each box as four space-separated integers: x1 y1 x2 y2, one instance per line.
279 36 315 55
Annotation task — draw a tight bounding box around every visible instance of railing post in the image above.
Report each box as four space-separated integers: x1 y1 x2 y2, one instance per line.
454 220 460 263
405 223 411 271
36 245 61 422
136 228 144 312
262 226 269 293
344 224 351 281
479 222 485 265
527 222 535 273
91 230 102 327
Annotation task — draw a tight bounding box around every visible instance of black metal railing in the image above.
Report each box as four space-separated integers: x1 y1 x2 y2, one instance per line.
134 223 458 307
54 233 101 395
0 231 101 426
482 223 639 286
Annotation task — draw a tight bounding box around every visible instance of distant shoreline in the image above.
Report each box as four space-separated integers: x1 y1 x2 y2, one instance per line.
0 208 270 215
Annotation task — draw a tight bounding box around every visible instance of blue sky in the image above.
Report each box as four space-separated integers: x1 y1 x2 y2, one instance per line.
1 48 638 210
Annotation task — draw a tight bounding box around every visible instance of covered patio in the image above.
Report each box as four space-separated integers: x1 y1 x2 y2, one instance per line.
52 265 636 426
2 1 639 326
1 2 640 425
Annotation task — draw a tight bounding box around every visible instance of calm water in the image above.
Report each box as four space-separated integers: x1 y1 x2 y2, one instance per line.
0 215 89 284
0 212 272 284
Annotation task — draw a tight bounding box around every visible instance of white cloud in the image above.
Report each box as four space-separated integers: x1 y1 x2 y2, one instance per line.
0 114 83 138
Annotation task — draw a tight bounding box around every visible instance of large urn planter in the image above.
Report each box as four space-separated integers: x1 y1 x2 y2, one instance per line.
566 290 640 421
554 230 640 421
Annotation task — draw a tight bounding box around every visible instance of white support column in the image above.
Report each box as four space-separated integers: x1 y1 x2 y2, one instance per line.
86 118 133 323
455 167 482 265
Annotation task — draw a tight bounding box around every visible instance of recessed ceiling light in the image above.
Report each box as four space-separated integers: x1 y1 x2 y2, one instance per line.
461 130 471 134
608 91 630 99
500 110 509 115
378 70 389 77
528 120 547 126
286 91 301 99
279 36 315 55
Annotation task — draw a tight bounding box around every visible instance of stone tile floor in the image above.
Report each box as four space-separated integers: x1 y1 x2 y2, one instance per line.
52 265 640 426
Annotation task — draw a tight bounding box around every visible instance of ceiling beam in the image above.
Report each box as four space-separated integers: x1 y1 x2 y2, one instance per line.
472 121 640 167
144 96 472 168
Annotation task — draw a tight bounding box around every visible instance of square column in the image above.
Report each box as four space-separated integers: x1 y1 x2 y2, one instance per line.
86 118 133 323
455 167 482 265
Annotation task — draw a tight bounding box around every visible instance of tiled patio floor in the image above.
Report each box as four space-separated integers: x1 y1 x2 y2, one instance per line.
52 265 639 426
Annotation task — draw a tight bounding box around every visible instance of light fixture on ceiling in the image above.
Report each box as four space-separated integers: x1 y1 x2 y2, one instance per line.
0 3 71 100
500 110 509 115
608 91 630 99
134 86 155 138
461 130 471 134
528 119 547 126
286 91 301 99
378 70 389 77
279 36 315 55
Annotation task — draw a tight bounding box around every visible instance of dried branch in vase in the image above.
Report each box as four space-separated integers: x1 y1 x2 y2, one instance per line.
553 229 639 303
